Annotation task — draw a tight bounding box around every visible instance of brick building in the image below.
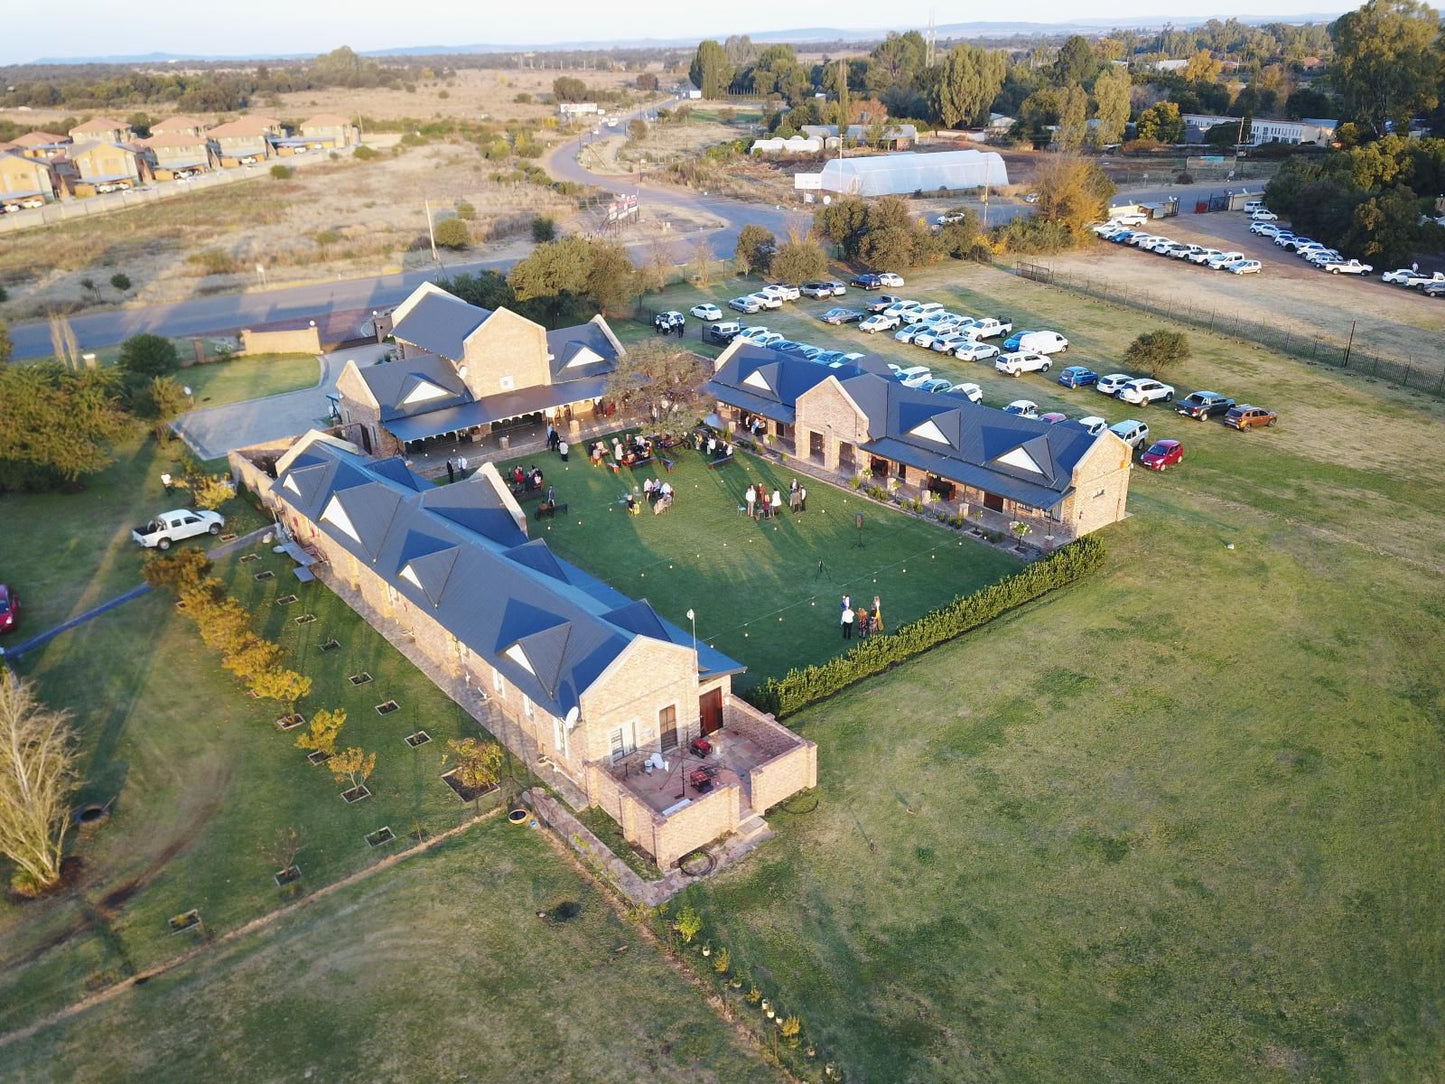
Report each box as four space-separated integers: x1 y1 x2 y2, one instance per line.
0 151 60 207
336 282 626 456
232 431 816 867
706 344 1131 540
66 141 146 194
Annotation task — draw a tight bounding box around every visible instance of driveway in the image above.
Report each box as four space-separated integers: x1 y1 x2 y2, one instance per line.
176 343 390 459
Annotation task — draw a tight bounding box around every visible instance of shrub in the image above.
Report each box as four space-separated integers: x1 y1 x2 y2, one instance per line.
673 905 703 943
186 249 237 275
118 333 180 378
514 92 533 104
532 215 556 242
109 272 132 292
1176 171 1194 184
269 164 293 180
433 217 471 249
455 200 476 221
1124 329 1191 376
749 537 1106 717
314 229 341 246
353 145 380 161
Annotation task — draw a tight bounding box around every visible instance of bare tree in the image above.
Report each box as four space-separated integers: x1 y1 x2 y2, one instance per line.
0 676 79 894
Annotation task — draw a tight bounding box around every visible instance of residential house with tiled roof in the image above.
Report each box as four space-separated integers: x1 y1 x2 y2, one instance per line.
706 345 1131 539
206 117 275 165
67 141 146 194
141 132 214 177
336 282 626 455
151 114 211 138
300 113 359 147
233 430 816 868
0 151 60 206
12 131 70 160
68 116 131 144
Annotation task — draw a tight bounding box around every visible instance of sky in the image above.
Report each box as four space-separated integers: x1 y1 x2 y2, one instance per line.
5 0 1352 66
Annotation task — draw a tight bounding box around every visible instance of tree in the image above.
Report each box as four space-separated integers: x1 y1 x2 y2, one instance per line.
330 747 376 794
1056 86 1089 152
126 112 153 138
187 473 234 510
930 44 1008 129
1052 35 1099 88
1136 101 1185 143
1032 156 1117 238
0 364 127 491
433 217 470 249
0 319 11 367
261 825 306 875
0 676 78 895
143 547 212 590
1345 185 1425 266
1285 87 1333 120
118 333 180 379
222 637 286 683
690 40 734 99
532 216 556 243
445 738 504 804
454 200 476 221
627 118 648 142
1124 330 1192 376
248 667 312 709
1182 50 1224 83
296 708 346 758
1092 66 1132 146
603 340 707 423
1330 0 1442 136
269 164 293 180
442 270 515 311
48 313 81 370
687 236 714 287
771 231 828 284
508 236 636 322
552 76 588 103
636 73 659 91
734 224 777 275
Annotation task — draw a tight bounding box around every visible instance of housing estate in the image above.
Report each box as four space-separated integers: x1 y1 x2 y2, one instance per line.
1183 113 1338 146
206 117 275 165
706 344 1131 540
140 132 215 177
337 282 625 456
67 141 146 194
0 151 60 207
231 431 817 868
68 116 132 144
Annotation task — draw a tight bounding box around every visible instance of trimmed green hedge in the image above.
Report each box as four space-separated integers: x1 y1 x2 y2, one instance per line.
747 535 1106 719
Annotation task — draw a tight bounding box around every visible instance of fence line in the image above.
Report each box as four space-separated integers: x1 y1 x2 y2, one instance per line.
1013 262 1445 399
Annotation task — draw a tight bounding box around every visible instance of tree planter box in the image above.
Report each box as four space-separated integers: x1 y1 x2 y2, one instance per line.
307 750 331 766
274 865 301 887
240 553 259 564
275 713 305 732
441 769 499 804
348 672 372 686
341 785 371 804
219 532 238 542
168 909 201 933
404 731 431 748
319 638 341 652
364 826 395 848
374 700 399 716
293 613 317 625
253 570 274 581
275 594 298 606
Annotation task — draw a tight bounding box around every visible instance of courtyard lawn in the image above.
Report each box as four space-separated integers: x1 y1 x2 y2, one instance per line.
175 351 320 408
0 544 509 1036
499 443 1022 687
0 820 781 1084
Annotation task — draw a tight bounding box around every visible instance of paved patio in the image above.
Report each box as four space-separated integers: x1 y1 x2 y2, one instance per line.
611 727 770 815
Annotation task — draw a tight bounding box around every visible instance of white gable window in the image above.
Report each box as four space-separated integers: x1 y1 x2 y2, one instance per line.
398 563 423 590
504 643 535 674
401 379 451 405
743 369 772 392
995 447 1044 474
492 668 505 695
908 418 951 445
565 346 604 368
320 495 361 542
522 695 535 720
282 474 302 496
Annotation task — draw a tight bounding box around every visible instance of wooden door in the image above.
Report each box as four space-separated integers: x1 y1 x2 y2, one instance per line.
984 491 1005 512
699 689 723 736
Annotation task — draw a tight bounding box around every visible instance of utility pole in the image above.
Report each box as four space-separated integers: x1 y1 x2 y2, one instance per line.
926 9 937 68
837 57 848 161
424 197 438 264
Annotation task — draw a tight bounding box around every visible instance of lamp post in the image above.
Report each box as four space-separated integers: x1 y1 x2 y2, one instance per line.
686 608 697 656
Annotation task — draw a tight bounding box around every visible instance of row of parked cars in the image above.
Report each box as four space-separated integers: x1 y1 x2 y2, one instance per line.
1094 220 1262 275
1381 267 1445 296
1249 220 1374 274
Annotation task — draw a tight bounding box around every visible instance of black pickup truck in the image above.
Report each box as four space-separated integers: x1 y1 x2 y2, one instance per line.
1175 391 1236 421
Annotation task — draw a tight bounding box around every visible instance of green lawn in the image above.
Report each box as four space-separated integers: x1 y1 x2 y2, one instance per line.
178 352 320 408
498 443 1022 688
0 820 780 1084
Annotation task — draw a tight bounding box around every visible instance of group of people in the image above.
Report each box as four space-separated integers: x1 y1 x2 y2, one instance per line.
840 594 884 640
698 432 735 460
544 423 570 461
624 477 676 515
590 434 654 469
744 478 807 520
443 454 470 484
512 464 545 492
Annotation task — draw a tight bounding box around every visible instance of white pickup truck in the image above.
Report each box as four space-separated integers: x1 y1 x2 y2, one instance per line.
960 317 1013 339
132 509 225 549
995 351 1053 377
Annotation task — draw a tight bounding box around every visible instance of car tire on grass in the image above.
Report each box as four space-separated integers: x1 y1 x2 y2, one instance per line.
209 523 221 535
158 538 171 550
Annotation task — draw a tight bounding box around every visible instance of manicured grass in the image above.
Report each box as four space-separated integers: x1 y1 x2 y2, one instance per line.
498 443 1022 688
0 821 780 1083
177 352 320 408
1 425 268 633
0 545 512 1035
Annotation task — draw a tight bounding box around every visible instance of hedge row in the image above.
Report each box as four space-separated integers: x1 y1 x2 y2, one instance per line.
746 535 1106 719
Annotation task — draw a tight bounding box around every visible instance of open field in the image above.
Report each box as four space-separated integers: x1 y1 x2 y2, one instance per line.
0 820 780 1084
497 440 1022 688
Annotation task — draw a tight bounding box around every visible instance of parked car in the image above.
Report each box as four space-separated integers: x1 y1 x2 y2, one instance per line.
1117 378 1175 405
728 296 761 314
1108 419 1151 449
936 210 970 226
884 300 924 319
899 369 936 389
996 351 1052 376
1140 439 1184 470
891 364 932 381
1053 365 1096 389
653 310 685 333
1075 416 1109 436
132 509 225 549
703 321 741 344
895 322 931 345
1225 404 1278 430
954 340 1000 362
1226 259 1262 275
1382 268 1445 287
1096 373 1133 396
1320 258 1374 275
912 327 949 350
948 382 983 403
850 273 884 289
1113 211 1149 226
800 281 836 299
1206 251 1245 269
1188 248 1225 265
866 293 905 313
1040 412 1068 424
0 583 18 635
1004 400 1040 418
920 378 955 394
1243 199 1266 214
690 303 723 320
1423 281 1445 299
1249 221 1280 236
820 307 864 324
859 313 900 333
1250 209 1279 221
959 316 1012 339
930 332 970 355
1175 390 1235 420
762 283 801 301
736 327 782 346
923 313 965 334
749 292 783 310
876 272 905 287
825 280 848 295
1002 330 1068 354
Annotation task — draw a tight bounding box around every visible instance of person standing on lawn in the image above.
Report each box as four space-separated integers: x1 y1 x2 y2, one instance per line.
872 596 883 633
745 485 756 518
446 459 455 484
841 604 855 639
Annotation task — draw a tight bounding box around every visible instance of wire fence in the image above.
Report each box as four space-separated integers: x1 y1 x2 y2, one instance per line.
1013 262 1445 399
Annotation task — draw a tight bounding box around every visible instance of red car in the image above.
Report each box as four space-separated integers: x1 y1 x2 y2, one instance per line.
1140 439 1184 471
0 584 18 634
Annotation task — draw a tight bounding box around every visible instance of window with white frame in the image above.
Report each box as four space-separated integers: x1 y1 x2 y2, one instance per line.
609 724 636 764
492 668 504 695
522 695 535 720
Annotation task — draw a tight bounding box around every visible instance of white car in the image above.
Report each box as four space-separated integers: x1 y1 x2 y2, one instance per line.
894 322 931 344
728 296 761 314
876 272 905 287
899 369 935 389
1096 373 1134 396
1206 251 1245 270
924 313 964 334
1320 258 1373 275
884 299 923 319
891 364 931 382
954 340 1000 362
799 281 836 299
1382 268 1445 287
1010 330 1069 355
1117 378 1176 405
996 351 1053 376
1004 400 1040 418
859 313 900 333
132 509 226 549
1075 416 1109 436
1188 248 1224 265
763 283 801 301
948 382 983 403
749 292 783 310
690 303 723 320
913 302 945 320
959 317 1012 339
825 280 848 295
1227 259 1262 275
1171 244 1208 261
912 327 948 349
19 198 44 209
735 326 773 343
1113 211 1149 226
931 332 971 354
1109 419 1151 449
1250 209 1278 221
1249 222 1280 237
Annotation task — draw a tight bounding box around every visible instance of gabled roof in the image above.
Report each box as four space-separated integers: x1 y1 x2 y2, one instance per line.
70 117 127 133
546 316 623 381
391 290 493 361
206 118 272 138
143 132 211 149
270 435 743 716
350 354 472 422
706 344 870 424
14 131 67 147
151 114 210 132
303 113 352 127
